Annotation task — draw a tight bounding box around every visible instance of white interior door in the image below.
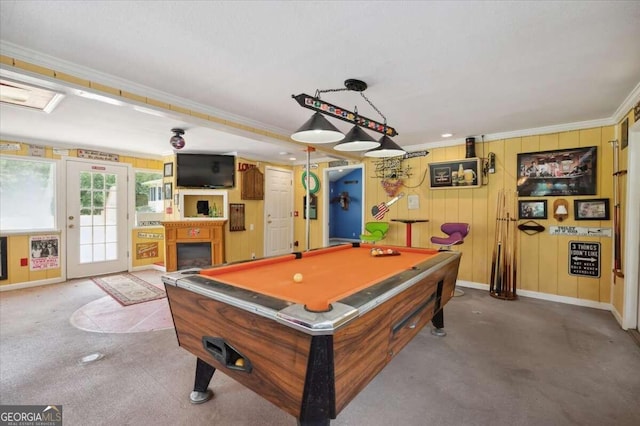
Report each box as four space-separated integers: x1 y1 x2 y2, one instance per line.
66 159 129 278
264 167 293 257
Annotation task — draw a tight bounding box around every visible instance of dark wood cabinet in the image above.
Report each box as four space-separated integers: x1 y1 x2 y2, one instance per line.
241 167 264 200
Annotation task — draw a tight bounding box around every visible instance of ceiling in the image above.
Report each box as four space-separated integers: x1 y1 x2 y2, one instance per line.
1 1 639 165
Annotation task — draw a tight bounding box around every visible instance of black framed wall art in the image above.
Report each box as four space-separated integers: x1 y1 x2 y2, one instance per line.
516 146 597 197
428 157 482 189
518 200 547 219
574 198 610 220
0 236 7 280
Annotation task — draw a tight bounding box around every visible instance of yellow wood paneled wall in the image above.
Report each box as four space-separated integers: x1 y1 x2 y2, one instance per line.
295 125 622 304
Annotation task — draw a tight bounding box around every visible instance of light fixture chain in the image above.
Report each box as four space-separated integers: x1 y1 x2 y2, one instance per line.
317 87 350 95
359 92 387 124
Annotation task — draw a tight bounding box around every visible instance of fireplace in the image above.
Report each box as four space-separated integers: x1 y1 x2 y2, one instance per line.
162 220 226 272
177 242 212 270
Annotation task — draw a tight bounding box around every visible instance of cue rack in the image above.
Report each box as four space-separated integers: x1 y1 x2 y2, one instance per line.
490 189 518 300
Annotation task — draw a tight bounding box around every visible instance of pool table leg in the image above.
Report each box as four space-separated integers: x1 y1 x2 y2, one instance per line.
430 309 446 337
298 335 335 426
189 357 216 404
297 419 330 426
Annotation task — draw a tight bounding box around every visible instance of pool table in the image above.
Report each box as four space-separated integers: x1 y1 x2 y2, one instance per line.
163 243 461 425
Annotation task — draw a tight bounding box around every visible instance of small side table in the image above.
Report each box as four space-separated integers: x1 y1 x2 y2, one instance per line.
391 219 429 247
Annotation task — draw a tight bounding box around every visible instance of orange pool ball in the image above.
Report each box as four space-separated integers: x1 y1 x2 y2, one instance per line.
293 273 304 283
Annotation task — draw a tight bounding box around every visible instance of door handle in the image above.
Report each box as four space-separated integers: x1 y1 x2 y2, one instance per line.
68 216 74 220
68 224 74 228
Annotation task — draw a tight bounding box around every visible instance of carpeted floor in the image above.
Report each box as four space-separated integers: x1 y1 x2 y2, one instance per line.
1 270 639 426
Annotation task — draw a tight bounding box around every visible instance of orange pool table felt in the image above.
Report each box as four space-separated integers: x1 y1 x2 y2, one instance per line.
199 244 439 311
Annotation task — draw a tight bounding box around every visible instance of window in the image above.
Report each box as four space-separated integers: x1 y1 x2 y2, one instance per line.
0 156 57 232
134 170 163 227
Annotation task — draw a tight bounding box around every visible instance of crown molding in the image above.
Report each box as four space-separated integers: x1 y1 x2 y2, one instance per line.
612 80 640 124
0 134 164 161
0 41 291 137
404 115 616 153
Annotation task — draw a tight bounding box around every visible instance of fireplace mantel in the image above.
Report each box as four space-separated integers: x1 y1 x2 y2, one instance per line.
162 220 226 272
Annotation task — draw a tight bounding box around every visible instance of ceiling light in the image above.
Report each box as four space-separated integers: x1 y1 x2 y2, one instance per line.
75 90 124 106
0 79 64 113
291 79 398 154
133 105 168 117
365 135 407 158
291 112 344 143
170 128 185 150
441 133 453 138
289 157 297 161
334 125 379 151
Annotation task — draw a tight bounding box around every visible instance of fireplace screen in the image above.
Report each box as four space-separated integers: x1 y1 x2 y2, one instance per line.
177 242 212 270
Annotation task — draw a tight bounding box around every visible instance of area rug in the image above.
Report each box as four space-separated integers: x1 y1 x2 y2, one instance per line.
91 273 166 306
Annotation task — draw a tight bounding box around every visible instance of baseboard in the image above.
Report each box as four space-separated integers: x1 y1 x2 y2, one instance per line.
610 304 624 328
628 329 640 348
131 264 165 273
456 280 612 311
0 277 65 292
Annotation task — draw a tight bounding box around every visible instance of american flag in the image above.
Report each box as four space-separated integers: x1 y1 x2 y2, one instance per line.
374 203 389 220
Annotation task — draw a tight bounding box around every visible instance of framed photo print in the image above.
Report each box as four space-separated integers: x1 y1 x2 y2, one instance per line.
164 162 173 177
518 200 547 219
517 146 597 197
0 236 7 280
428 157 482 189
574 198 610 221
164 182 172 200
621 117 629 150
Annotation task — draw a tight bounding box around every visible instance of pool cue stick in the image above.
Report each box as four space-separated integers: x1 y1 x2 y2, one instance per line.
489 191 499 293
511 191 518 297
504 204 510 295
504 192 511 296
491 190 504 295
610 139 625 278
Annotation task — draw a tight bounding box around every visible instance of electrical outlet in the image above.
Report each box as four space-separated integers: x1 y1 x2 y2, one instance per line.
251 253 256 259
250 224 254 231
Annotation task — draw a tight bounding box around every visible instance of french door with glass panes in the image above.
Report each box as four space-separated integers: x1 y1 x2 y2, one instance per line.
66 159 129 278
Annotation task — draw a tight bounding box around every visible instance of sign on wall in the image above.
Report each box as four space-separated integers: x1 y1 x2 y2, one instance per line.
569 241 600 278
429 158 481 189
30 235 60 271
549 226 611 237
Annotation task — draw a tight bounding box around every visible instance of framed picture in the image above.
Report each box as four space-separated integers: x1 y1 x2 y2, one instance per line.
164 162 173 177
428 157 482 189
0 236 7 280
518 200 547 219
164 182 172 200
574 198 610 220
303 194 317 220
517 146 597 197
621 117 629 150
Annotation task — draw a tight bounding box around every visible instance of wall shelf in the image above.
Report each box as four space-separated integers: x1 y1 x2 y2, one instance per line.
177 189 228 220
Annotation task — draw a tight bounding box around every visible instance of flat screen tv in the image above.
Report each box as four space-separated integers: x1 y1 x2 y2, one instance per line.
176 154 235 189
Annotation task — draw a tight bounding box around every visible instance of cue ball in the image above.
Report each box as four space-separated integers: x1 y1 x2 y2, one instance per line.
293 273 303 283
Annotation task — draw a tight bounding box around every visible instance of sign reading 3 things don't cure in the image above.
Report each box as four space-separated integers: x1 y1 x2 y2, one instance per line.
569 241 601 278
